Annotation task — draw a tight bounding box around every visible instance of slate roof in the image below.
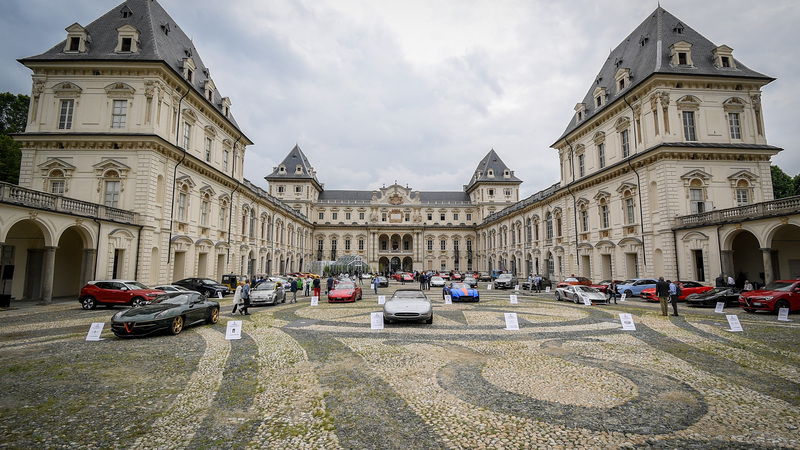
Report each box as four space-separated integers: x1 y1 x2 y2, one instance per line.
317 190 471 204
265 144 319 184
463 149 522 193
555 6 773 144
18 0 245 135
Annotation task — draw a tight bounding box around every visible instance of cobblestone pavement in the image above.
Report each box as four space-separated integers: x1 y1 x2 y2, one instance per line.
1 284 798 449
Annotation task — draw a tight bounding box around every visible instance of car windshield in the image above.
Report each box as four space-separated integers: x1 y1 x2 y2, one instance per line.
498 275 512 280
464 277 475 282
762 281 795 291
125 281 150 290
254 283 276 291
707 288 730 294
564 278 578 282
200 279 220 285
336 282 355 290
153 293 192 305
432 276 443 281
391 290 427 299
451 283 470 290
576 286 599 293
621 280 637 285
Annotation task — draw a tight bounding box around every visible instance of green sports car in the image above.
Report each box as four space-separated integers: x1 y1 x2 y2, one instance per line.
111 291 220 337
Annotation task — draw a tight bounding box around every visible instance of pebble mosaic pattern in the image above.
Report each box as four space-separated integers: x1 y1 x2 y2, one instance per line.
0 286 798 449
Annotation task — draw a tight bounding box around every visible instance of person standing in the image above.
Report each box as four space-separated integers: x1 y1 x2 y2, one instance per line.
326 275 335 295
715 274 726 287
373 276 379 294
240 281 251 315
608 280 618 304
528 274 533 293
419 274 426 290
231 281 243 315
727 275 736 287
313 276 321 298
655 276 670 317
669 280 681 316
290 278 298 303
534 275 541 293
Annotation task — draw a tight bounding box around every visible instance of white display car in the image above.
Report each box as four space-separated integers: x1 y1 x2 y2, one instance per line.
383 289 433 324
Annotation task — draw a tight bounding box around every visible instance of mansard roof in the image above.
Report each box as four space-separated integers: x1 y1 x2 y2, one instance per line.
265 144 322 187
464 149 522 193
556 7 773 143
19 0 245 133
316 190 471 204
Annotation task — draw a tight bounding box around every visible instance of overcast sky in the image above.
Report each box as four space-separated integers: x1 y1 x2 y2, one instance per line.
2 0 798 198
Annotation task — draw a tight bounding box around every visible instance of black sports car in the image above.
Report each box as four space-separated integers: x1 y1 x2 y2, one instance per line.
111 291 220 337
685 287 741 307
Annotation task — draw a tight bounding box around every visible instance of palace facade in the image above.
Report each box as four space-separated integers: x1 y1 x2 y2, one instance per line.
1 1 797 303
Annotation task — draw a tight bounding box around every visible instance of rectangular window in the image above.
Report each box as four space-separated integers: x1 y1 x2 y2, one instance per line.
277 186 285 193
453 213 459 221
678 52 688 65
440 240 446 251
504 189 511 196
440 213 446 221
427 240 433 251
598 143 605 168
404 241 410 251
182 122 191 149
111 100 127 129
200 200 208 226
223 150 229 172
578 154 585 177
318 212 324 220
621 129 630 158
601 205 609 228
104 181 120 207
345 239 351 251
359 212 365 220
683 111 697 141
581 209 588 232
736 188 750 206
59 99 74 130
358 239 364 251
219 206 227 230
332 212 338 220
690 188 705 214
488 189 494 196
466 213 472 221
69 37 80 51
625 198 635 224
404 213 410 222
121 38 132 52
205 137 212 162
381 213 387 222
427 213 432 221
729 112 741 140
50 180 65 194
346 212 351 220
177 192 187 221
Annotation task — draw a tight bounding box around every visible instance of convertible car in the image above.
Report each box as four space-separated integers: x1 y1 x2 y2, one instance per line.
383 289 433 324
110 291 220 337
444 282 480 302
328 281 362 302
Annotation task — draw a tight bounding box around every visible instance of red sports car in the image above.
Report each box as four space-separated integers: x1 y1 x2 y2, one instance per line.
590 280 624 294
328 281 363 303
640 281 712 302
739 280 800 313
556 277 592 289
79 279 165 309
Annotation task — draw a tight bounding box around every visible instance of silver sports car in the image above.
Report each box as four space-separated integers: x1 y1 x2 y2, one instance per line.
383 289 433 324
555 285 607 304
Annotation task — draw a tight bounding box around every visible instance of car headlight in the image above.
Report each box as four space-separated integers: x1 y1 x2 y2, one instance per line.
155 310 173 318
146 293 159 297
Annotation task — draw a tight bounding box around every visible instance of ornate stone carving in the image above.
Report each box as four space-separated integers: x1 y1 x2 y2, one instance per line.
388 193 403 205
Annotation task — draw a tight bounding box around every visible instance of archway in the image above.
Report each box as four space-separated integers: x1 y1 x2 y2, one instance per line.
402 256 413 272
730 230 762 286
3 219 50 301
769 224 800 280
390 257 401 273
54 226 93 298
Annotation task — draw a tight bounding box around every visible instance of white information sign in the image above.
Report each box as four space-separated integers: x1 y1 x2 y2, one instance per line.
620 293 627 302
487 284 492 290
226 320 243 340
504 312 520 330
725 314 743 332
619 313 636 331
445 295 452 304
217 291 223 299
514 284 520 291
86 322 105 341
714 302 725 313
510 294 518 304
583 296 592 306
778 307 791 322
370 312 384 330
545 286 551 293
378 295 386 305
310 296 319 306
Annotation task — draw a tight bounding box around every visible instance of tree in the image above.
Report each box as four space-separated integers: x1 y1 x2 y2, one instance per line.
0 92 29 184
771 165 797 199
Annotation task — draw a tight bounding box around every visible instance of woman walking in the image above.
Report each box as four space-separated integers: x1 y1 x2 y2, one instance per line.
231 281 243 315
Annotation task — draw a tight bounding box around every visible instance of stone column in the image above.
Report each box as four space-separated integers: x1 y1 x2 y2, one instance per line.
720 250 734 280
760 248 773 284
39 246 57 305
80 248 97 288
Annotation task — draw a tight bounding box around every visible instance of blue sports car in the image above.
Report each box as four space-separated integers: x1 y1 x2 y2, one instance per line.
444 282 480 302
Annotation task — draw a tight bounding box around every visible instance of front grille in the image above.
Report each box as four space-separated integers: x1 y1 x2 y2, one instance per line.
395 312 420 317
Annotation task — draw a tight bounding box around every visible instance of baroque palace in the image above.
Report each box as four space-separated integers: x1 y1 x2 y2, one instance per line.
1 0 798 303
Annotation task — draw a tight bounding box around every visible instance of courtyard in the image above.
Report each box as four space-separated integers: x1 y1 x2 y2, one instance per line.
0 284 798 449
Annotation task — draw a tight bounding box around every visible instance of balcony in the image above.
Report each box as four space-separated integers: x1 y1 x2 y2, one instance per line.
674 195 800 228
0 181 138 224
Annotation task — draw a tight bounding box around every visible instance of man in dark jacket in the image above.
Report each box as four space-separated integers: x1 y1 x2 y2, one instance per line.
289 278 298 303
655 277 670 316
326 276 335 295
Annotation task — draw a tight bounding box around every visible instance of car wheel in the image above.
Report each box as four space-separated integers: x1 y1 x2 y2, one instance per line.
775 299 790 314
624 289 633 297
573 295 580 304
425 315 433 324
169 316 184 335
383 316 390 324
81 296 97 310
206 307 220 324
130 297 146 308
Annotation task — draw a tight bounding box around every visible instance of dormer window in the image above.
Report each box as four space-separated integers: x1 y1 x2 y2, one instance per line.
182 57 197 85
669 41 693 67
593 86 606 108
221 97 231 118
278 165 286 174
487 169 494 178
673 23 685 35
120 6 133 19
712 45 737 69
204 80 216 102
503 169 511 178
114 25 139 53
295 165 303 174
574 103 586 122
63 23 89 53
639 34 649 47
615 68 630 94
